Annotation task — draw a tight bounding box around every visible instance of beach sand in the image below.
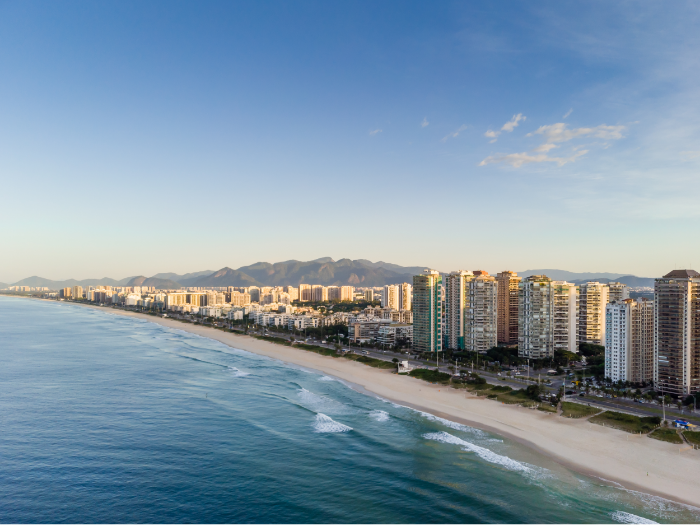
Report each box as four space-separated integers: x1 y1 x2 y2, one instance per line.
45 303 700 507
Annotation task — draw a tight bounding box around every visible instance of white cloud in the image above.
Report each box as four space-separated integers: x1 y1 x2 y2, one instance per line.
483 113 526 142
501 113 526 132
442 124 468 142
527 122 626 143
533 143 558 153
563 108 573 119
369 129 382 136
421 117 429 127
479 150 588 168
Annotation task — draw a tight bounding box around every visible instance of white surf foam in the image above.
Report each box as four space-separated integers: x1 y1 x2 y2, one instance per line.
318 375 335 382
370 410 389 422
611 511 658 524
298 388 352 414
419 411 485 436
228 366 250 377
423 431 531 472
314 413 352 433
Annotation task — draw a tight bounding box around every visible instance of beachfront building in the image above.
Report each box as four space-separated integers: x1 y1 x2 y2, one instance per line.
654 270 700 397
496 271 521 345
444 270 474 350
579 282 609 345
398 282 412 311
465 273 498 352
413 269 442 353
605 298 654 383
376 324 413 347
519 276 579 358
72 285 83 300
608 282 630 303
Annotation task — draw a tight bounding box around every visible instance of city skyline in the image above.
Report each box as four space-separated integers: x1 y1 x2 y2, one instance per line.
2 2 700 281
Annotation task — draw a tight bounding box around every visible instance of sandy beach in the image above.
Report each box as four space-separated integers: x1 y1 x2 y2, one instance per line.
39 302 700 507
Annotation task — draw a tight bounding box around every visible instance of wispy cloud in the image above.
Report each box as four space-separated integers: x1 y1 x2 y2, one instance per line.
369 129 382 136
527 122 626 143
442 124 468 142
421 117 429 127
484 113 526 142
563 108 573 119
479 150 588 168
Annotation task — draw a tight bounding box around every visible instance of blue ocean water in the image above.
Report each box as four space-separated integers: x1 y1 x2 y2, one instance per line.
0 297 697 524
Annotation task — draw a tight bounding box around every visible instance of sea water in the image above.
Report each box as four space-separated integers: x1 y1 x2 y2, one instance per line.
0 296 697 523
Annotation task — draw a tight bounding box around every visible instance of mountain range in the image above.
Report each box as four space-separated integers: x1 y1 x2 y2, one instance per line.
5 259 656 289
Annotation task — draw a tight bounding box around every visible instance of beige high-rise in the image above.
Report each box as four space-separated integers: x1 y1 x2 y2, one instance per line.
465 273 498 352
399 283 412 311
299 284 311 302
496 271 520 345
605 298 654 383
607 282 629 303
579 282 609 345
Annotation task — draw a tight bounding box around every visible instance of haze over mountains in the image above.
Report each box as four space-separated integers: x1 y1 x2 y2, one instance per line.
6 258 656 289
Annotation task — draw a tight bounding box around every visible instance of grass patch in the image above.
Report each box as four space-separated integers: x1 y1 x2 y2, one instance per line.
253 335 292 346
589 411 661 434
409 368 452 383
538 404 558 413
351 355 396 369
496 389 537 407
292 342 340 357
648 428 683 444
683 431 700 446
560 402 601 419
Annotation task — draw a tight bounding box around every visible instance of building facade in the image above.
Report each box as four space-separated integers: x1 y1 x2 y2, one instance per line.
382 285 400 310
608 282 630 303
444 270 474 350
465 273 498 352
413 270 442 353
579 282 609 345
654 270 700 396
496 271 520 345
605 298 654 383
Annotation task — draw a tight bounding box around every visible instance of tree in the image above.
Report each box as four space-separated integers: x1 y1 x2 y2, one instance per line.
392 358 399 363
525 384 541 401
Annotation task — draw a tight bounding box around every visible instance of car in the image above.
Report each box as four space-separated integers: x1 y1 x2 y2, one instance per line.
565 390 575 395
579 393 585 397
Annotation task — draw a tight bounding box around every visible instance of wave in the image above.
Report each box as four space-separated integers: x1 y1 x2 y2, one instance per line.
611 511 658 524
423 431 532 472
228 366 250 377
318 376 335 382
419 411 485 436
370 410 389 422
298 388 353 415
314 413 352 433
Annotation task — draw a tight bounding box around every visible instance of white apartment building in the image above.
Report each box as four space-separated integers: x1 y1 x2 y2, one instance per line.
444 270 474 350
376 324 413 346
398 283 412 311
340 286 354 301
382 285 400 309
579 282 609 345
519 276 579 358
605 298 654 383
311 285 327 302
465 274 498 353
607 282 630 303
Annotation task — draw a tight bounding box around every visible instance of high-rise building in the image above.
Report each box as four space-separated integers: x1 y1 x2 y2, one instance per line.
340 286 354 301
398 283 412 311
299 284 311 302
605 298 654 383
327 286 340 301
364 289 374 302
248 287 261 303
413 270 442 353
579 282 609 345
496 271 520 345
284 286 299 301
444 270 474 350
382 285 399 309
72 285 83 300
519 276 578 358
608 282 630 303
312 285 327 302
654 270 700 396
62 287 72 298
465 273 498 352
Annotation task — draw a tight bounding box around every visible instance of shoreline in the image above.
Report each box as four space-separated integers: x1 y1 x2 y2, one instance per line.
11 297 700 508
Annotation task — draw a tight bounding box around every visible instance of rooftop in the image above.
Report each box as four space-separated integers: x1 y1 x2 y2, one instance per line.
662 269 700 279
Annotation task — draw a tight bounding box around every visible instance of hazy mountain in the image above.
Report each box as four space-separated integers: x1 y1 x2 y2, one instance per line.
0 282 8 289
126 276 182 289
355 259 431 275
10 275 137 289
518 269 630 281
150 270 214 283
187 267 263 287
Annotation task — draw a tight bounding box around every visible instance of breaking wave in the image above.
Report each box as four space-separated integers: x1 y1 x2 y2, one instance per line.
370 410 389 422
314 413 352 433
228 367 250 377
611 511 658 524
423 431 531 472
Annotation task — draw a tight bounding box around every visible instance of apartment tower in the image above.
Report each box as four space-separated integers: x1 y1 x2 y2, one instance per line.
444 270 474 350
579 282 609 345
465 273 498 352
413 270 442 353
605 298 654 383
654 270 700 396
382 285 400 310
496 271 521 345
608 282 630 303
398 283 412 311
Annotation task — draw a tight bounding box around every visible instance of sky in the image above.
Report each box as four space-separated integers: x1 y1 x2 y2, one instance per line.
1 1 700 282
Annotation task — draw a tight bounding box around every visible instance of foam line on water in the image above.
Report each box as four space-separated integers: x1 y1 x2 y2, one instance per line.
423 431 532 472
419 411 485 436
298 388 353 415
318 376 335 382
314 413 352 433
228 366 250 377
611 511 658 524
370 410 389 422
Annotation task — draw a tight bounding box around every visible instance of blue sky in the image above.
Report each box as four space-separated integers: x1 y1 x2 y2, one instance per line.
1 1 699 282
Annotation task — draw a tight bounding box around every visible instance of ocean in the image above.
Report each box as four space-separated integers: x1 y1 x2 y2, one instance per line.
0 296 697 523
